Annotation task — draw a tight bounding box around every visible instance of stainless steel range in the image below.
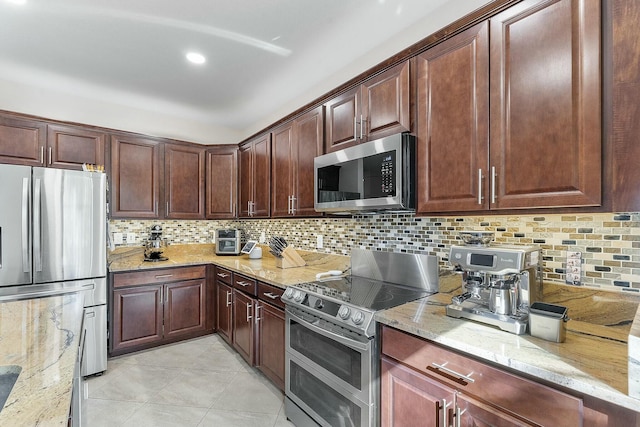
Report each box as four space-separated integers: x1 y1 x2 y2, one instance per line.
281 249 439 427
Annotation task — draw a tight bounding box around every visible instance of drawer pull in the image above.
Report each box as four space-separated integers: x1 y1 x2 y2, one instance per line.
263 292 281 300
217 273 229 278
237 281 251 287
155 274 173 279
429 362 475 384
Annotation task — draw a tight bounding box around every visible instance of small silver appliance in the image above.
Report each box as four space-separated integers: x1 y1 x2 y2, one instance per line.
446 232 542 335
215 228 242 255
143 224 168 262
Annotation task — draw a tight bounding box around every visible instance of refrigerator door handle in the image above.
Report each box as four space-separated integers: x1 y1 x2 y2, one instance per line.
34 178 42 272
21 177 29 273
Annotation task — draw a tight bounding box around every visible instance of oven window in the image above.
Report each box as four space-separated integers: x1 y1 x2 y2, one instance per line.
290 360 362 427
289 319 362 389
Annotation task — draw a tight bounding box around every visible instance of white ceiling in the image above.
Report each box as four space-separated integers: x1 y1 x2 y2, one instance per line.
0 0 492 144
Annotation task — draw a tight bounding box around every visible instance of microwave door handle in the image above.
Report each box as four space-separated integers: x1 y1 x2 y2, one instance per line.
285 307 369 352
21 177 30 272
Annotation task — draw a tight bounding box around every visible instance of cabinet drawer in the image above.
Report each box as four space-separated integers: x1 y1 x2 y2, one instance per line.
258 282 285 309
113 265 206 288
215 267 233 285
234 274 257 296
382 326 582 427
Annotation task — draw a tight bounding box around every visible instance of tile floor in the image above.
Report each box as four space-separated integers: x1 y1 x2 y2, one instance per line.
85 334 296 427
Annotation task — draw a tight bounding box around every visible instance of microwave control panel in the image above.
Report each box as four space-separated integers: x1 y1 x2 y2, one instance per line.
381 154 394 194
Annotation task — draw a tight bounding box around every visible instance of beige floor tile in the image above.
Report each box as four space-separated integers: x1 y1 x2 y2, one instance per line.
121 403 208 427
198 408 278 427
149 368 237 408
85 398 142 427
89 364 180 402
212 371 284 415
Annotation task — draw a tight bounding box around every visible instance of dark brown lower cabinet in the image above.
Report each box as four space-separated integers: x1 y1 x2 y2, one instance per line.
232 289 255 365
110 266 210 356
256 301 285 391
216 281 233 345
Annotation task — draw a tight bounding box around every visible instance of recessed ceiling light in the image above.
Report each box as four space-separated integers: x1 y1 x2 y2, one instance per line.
186 52 206 65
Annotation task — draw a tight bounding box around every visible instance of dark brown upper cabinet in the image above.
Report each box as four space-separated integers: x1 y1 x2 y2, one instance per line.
0 114 105 170
324 60 410 153
239 133 271 218
271 106 324 217
164 143 205 219
110 134 162 219
206 145 238 219
416 0 601 214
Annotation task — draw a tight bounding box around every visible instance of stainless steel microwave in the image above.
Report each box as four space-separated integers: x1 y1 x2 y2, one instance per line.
314 133 416 213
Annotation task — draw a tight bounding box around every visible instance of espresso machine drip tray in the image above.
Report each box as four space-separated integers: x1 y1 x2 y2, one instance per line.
446 301 529 335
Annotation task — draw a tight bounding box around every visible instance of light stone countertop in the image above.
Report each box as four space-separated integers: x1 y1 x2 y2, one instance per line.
108 243 350 287
375 274 640 413
0 294 84 426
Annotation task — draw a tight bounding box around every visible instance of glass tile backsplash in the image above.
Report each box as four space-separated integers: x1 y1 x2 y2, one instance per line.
109 212 640 292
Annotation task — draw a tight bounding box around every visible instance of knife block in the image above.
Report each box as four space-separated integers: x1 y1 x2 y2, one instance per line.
275 246 306 269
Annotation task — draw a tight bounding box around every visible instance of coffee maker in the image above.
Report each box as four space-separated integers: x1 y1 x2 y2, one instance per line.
446 232 542 335
143 224 168 262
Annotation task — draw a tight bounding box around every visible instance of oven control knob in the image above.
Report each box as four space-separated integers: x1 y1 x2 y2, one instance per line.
293 290 305 302
283 288 294 300
351 311 365 325
338 306 351 320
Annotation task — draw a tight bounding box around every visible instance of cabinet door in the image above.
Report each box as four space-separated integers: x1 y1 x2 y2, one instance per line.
216 282 233 345
239 133 271 218
256 302 285 391
0 115 46 166
271 122 295 217
206 146 237 219
324 85 360 153
294 106 323 216
110 135 161 218
112 285 163 353
165 143 205 219
381 356 455 427
361 60 410 141
489 0 601 209
232 290 255 365
47 124 106 170
164 279 207 339
416 22 490 213
456 394 536 427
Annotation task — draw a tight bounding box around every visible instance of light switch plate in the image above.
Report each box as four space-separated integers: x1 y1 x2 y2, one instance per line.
127 233 136 243
316 234 323 249
113 233 123 244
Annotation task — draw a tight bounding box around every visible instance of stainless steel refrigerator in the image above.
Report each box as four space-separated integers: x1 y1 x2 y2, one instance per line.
0 164 107 377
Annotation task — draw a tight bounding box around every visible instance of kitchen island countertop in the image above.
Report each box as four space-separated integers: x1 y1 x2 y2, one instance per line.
0 294 84 426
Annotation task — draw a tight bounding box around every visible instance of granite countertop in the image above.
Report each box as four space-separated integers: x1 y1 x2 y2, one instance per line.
375 274 640 412
0 294 84 426
108 243 350 288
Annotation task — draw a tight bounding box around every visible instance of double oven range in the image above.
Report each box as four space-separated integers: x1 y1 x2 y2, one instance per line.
281 249 439 427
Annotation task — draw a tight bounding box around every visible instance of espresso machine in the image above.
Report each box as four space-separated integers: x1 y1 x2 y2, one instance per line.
446 232 542 335
143 224 168 262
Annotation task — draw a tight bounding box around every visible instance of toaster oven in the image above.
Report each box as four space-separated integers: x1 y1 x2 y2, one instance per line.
215 229 241 255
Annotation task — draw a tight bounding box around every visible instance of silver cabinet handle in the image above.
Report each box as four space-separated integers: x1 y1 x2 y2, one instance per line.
40 146 44 165
430 362 475 383
217 273 229 278
360 114 364 139
155 274 173 279
255 303 262 323
21 177 29 273
263 292 281 300
291 196 296 214
246 303 252 322
166 202 169 216
353 116 357 140
287 195 292 214
48 146 52 165
454 403 466 427
247 200 251 216
491 166 497 204
159 286 163 304
236 281 251 287
477 169 483 205
226 291 232 307
34 178 42 272
439 398 451 427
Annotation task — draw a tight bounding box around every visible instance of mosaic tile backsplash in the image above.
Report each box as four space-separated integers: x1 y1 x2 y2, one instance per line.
109 212 640 293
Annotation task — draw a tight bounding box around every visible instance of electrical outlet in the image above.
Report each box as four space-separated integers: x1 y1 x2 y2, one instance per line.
316 234 323 249
113 233 123 244
127 233 136 243
260 231 266 243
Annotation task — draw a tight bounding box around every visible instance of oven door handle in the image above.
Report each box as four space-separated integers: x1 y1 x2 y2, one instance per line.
286 307 370 352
